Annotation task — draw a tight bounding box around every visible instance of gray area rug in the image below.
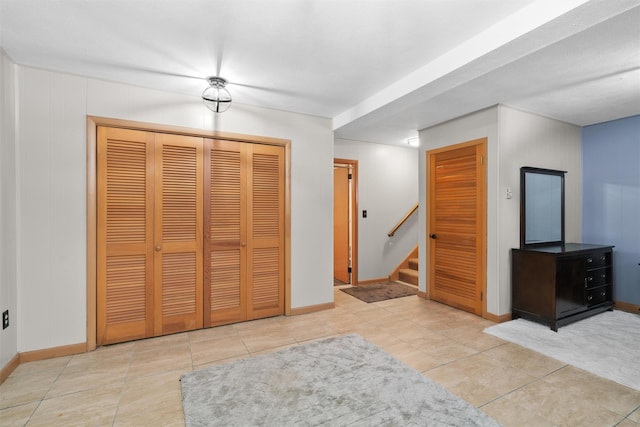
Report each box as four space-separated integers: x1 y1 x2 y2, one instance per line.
180 334 500 426
484 310 640 391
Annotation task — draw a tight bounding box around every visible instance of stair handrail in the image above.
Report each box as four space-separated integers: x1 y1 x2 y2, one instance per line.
387 203 418 237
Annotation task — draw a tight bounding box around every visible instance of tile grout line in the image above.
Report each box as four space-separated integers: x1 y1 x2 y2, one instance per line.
478 363 570 408
23 354 75 425
110 342 136 426
617 404 640 425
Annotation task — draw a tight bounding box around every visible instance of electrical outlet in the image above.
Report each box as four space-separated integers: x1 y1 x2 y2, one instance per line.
2 310 8 329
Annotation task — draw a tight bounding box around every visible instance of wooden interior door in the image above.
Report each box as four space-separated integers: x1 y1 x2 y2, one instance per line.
246 143 285 319
204 140 285 326
97 127 154 345
204 139 246 327
98 128 203 344
428 139 486 315
333 166 350 283
154 133 203 335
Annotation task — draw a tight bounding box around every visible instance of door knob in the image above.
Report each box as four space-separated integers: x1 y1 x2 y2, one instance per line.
241 242 247 247
430 234 437 239
155 245 161 252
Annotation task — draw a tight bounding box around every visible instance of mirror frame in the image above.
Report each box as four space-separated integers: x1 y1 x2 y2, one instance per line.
520 166 566 248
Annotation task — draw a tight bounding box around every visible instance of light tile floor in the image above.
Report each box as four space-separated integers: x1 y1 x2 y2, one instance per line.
2 288 639 426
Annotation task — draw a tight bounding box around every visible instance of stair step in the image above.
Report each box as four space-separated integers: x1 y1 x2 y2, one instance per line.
408 258 418 271
398 268 418 286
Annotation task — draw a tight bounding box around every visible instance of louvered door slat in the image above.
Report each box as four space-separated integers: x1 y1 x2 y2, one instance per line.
105 255 146 323
162 252 197 317
252 247 280 307
162 144 199 241
97 127 154 345
209 250 241 310
252 153 280 239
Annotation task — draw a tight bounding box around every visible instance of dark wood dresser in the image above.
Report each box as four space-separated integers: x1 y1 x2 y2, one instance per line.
511 243 614 331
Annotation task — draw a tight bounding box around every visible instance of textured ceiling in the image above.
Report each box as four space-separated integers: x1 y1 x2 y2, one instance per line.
1 0 638 145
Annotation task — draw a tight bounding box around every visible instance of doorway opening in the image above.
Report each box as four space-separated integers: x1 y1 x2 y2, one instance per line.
334 159 358 286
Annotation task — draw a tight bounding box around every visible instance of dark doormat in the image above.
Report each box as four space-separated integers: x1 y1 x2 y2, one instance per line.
340 281 418 303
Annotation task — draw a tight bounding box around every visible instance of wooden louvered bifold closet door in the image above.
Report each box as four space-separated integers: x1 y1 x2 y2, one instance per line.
204 139 246 326
97 128 203 345
247 143 285 319
97 127 154 344
204 140 284 327
154 133 203 335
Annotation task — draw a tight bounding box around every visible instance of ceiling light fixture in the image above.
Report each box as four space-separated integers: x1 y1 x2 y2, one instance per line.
407 137 419 147
202 76 232 113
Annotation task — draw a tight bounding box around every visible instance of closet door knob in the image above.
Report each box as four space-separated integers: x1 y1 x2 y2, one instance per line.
241 242 247 247
430 234 437 239
155 245 161 252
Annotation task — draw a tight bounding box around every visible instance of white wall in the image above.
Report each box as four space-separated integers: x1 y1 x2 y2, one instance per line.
15 66 334 353
334 138 419 281
418 105 581 316
0 50 18 367
497 106 582 314
419 107 499 312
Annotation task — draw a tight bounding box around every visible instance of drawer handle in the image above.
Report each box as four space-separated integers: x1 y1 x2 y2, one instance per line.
601 273 606 279
586 258 593 263
587 276 593 282
600 256 606 262
587 295 593 301
600 291 606 297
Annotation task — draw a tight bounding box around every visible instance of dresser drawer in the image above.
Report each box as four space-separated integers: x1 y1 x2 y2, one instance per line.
585 286 609 306
584 268 610 288
585 252 610 268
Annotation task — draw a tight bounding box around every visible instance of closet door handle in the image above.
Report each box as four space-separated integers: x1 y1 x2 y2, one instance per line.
430 234 437 239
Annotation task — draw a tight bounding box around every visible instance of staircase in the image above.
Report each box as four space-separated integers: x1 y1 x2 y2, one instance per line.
389 246 419 287
398 257 419 286
387 205 419 286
